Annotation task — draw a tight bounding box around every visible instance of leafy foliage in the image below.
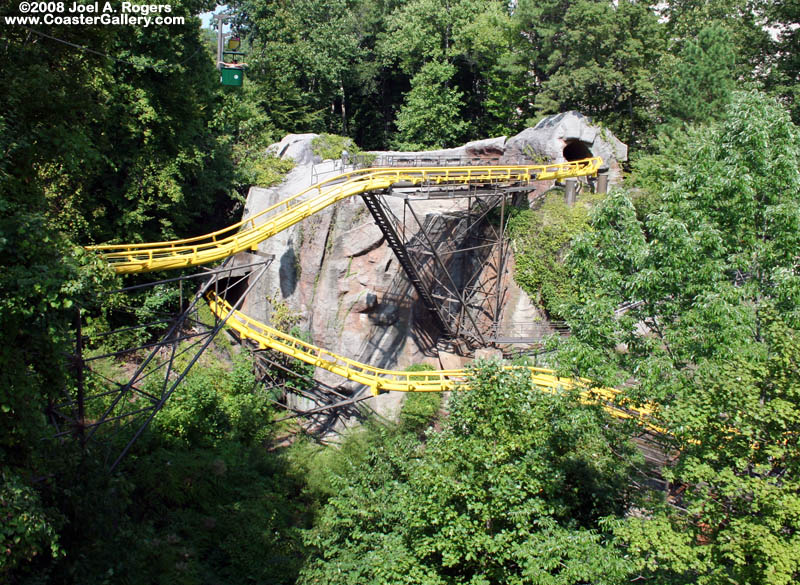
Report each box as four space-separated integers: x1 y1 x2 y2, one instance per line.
19 346 311 584
398 372 442 436
508 187 602 317
300 361 640 584
393 61 470 150
0 471 63 578
0 4 298 583
557 91 800 583
765 0 800 123
311 133 358 161
231 0 800 152
658 25 737 126
523 0 665 147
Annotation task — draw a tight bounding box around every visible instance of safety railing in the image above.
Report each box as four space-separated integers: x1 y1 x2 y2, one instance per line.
351 153 549 169
205 292 660 431
88 158 603 274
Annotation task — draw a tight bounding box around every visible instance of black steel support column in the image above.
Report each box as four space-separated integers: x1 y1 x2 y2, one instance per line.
494 194 508 337
108 261 269 470
365 184 519 349
361 191 454 337
53 257 273 469
402 201 487 347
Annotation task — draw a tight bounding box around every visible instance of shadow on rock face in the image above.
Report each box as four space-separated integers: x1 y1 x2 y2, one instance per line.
279 245 297 298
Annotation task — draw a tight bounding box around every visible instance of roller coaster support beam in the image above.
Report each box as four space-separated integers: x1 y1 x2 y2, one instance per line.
361 191 454 337
395 186 511 346
51 258 271 469
107 260 269 470
596 171 609 194
494 192 508 338
402 200 488 346
565 179 578 207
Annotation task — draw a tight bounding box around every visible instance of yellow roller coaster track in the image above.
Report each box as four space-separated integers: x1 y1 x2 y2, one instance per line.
88 159 603 274
88 156 660 429
206 292 661 431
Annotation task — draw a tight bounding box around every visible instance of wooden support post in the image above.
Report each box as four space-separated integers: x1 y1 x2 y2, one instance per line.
565 178 577 207
596 172 609 194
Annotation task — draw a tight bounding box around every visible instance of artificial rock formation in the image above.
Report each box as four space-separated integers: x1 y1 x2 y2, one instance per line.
502 111 628 183
239 115 628 424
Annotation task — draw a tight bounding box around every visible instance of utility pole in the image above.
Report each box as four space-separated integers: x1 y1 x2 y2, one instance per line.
214 12 227 70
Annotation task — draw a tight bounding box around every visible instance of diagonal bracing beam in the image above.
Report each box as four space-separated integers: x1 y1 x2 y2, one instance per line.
361 191 455 337
53 258 272 469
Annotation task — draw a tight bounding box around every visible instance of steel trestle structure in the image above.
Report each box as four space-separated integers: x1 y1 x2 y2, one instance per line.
362 184 516 349
51 258 271 470
73 157 664 462
361 191 453 336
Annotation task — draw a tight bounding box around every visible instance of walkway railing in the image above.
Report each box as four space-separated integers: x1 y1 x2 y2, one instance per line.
87 158 604 274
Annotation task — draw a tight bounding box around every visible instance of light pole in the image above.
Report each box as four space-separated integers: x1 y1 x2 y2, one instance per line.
213 11 228 71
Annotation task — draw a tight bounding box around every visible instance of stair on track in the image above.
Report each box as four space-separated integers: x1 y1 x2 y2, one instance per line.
361 192 457 339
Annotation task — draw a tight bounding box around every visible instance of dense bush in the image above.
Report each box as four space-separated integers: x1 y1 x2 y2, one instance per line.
507 187 603 318
300 361 641 584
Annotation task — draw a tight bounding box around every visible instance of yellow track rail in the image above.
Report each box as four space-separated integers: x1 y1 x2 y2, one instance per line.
91 156 661 428
89 159 602 274
206 292 659 429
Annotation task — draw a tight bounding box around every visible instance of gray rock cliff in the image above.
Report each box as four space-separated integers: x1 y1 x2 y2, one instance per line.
237 116 627 426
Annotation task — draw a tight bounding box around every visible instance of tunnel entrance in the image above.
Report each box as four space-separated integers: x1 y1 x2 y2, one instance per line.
563 140 593 162
214 272 252 308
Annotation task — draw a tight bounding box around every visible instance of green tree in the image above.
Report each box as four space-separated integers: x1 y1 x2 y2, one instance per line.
0 4 272 581
380 0 524 143
454 1 529 137
508 0 576 87
764 0 800 123
0 0 235 465
660 0 772 77
531 0 665 147
301 362 640 584
378 0 494 74
612 314 800 584
556 91 800 583
14 351 310 584
659 25 737 126
236 0 365 134
393 60 470 149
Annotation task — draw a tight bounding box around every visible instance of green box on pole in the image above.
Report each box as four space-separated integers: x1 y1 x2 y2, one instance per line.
221 67 244 87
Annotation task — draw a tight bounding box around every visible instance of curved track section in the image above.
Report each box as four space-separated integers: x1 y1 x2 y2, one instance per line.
206 292 659 429
90 156 660 428
89 159 602 274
